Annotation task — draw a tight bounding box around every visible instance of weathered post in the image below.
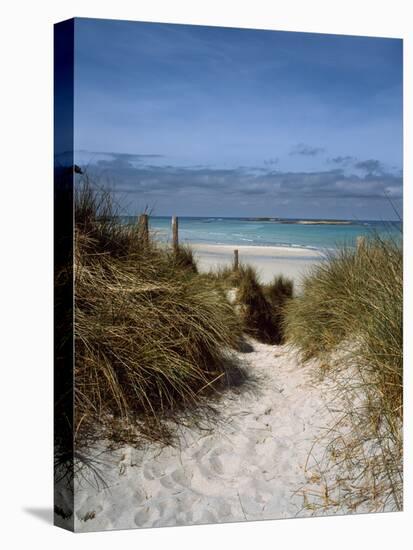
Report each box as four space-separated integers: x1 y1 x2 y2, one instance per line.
138 213 149 247
172 215 179 252
233 249 239 271
356 235 365 252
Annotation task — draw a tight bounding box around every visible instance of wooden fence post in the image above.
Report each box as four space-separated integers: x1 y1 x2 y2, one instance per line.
233 249 239 271
138 213 149 246
172 216 179 252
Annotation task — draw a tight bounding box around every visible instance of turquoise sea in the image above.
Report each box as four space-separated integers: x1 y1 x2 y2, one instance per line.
122 216 402 251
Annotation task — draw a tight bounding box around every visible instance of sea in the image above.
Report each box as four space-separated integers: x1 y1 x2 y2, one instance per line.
121 216 402 252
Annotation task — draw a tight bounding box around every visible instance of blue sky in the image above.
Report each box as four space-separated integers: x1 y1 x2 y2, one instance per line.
74 18 403 219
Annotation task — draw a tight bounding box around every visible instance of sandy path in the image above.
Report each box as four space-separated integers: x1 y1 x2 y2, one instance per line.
73 338 341 532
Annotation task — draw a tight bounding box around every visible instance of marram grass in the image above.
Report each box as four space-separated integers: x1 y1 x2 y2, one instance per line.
73 181 243 452
284 235 402 418
284 234 403 510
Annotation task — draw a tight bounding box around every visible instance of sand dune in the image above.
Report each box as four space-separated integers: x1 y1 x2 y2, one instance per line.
73 338 345 532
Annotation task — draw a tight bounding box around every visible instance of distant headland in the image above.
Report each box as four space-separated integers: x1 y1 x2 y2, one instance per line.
245 217 352 225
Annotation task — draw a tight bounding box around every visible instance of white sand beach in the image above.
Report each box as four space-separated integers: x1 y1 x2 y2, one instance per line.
73 337 347 532
191 243 325 287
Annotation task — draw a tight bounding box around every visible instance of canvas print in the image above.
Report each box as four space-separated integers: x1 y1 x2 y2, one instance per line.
54 18 403 532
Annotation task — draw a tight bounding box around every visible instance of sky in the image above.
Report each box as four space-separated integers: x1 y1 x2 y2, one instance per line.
73 18 403 219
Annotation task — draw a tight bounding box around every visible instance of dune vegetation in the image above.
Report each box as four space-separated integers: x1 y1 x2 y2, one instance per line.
206 265 294 345
73 180 245 453
284 235 402 420
237 267 293 344
284 235 403 510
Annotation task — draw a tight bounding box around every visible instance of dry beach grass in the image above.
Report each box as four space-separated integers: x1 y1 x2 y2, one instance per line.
284 235 403 511
73 181 245 455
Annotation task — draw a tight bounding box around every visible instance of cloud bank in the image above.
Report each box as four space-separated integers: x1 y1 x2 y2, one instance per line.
78 151 403 219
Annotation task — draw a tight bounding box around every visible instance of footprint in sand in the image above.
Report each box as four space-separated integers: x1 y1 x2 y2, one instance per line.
134 505 159 527
209 454 224 475
193 508 217 525
143 462 165 480
159 474 176 489
214 498 232 518
171 467 193 488
133 488 148 503
191 437 216 461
